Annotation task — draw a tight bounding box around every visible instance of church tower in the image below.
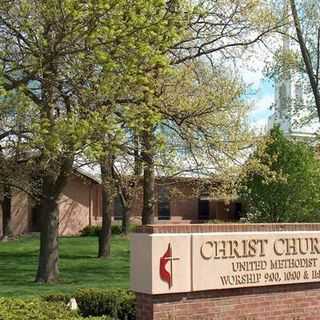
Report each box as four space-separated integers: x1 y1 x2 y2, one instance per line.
269 34 292 134
267 0 316 139
268 0 293 135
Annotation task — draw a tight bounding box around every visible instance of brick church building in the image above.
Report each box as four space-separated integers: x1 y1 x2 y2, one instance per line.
0 170 242 237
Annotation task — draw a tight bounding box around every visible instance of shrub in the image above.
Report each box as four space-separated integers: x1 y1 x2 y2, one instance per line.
43 288 136 320
113 224 138 234
87 317 112 320
80 224 138 237
80 225 101 237
75 288 135 319
44 293 71 304
111 224 122 235
0 298 80 320
128 224 138 233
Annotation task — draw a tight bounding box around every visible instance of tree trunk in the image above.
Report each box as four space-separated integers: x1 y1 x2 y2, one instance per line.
134 133 142 176
141 130 155 225
98 155 114 258
35 157 73 283
121 206 130 235
117 185 130 235
1 184 12 241
35 196 59 283
290 0 320 121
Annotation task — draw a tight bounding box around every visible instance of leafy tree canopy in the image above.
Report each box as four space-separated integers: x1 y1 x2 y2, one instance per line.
239 126 320 222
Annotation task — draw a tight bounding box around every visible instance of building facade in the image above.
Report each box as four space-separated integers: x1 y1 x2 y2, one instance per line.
0 172 242 237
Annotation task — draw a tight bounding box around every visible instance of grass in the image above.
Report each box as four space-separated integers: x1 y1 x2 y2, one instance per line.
0 235 130 298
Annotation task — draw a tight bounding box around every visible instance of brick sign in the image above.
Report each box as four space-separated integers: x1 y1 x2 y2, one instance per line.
131 231 320 294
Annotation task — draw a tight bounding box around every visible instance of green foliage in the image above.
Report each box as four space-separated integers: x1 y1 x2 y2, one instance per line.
0 298 80 320
0 0 190 183
75 288 135 319
152 60 252 196
43 289 135 320
111 225 122 235
44 293 71 304
239 127 320 222
86 317 112 320
80 224 137 237
80 225 102 237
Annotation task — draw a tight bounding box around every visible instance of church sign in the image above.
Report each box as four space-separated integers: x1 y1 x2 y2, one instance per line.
131 231 320 294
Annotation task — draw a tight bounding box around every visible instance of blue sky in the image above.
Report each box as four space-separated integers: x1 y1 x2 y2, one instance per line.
234 46 275 133
231 47 276 132
248 79 274 130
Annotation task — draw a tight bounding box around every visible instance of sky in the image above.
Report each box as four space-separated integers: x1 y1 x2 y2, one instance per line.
240 41 319 136
247 79 274 133
236 47 275 134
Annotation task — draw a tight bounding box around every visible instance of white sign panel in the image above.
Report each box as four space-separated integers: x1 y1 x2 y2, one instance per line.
131 231 320 294
131 233 191 294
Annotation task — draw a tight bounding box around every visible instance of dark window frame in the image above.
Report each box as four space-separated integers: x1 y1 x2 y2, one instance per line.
158 186 171 220
114 195 124 220
198 198 210 220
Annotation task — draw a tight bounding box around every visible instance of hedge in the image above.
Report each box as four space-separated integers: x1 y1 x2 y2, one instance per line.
86 317 112 320
0 298 81 320
80 224 137 237
44 288 135 320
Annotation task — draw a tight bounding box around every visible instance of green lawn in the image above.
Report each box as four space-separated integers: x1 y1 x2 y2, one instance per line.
0 235 130 298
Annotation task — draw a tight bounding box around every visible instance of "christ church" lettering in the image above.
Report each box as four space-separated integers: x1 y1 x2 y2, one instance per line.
200 237 320 260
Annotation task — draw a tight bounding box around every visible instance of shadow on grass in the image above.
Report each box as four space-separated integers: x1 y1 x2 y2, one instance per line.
0 236 130 297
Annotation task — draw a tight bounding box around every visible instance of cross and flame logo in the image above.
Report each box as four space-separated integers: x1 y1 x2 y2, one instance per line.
159 243 180 289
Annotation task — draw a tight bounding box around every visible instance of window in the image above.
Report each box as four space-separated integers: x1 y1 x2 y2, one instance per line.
114 195 124 220
158 186 171 220
198 195 210 220
234 202 242 220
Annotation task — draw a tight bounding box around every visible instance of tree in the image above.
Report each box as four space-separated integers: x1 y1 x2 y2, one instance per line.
1 0 185 279
172 0 282 64
135 59 252 224
139 0 284 225
0 0 284 272
268 0 320 125
0 75 36 240
238 127 320 222
289 0 320 122
88 0 191 230
1 0 108 282
99 154 115 258
77 0 188 255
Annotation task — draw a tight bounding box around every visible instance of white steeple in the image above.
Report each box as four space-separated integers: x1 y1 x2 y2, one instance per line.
267 0 318 139
268 0 292 134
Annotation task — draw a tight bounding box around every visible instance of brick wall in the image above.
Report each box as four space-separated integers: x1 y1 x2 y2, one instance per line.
136 223 320 234
128 178 240 222
136 283 320 320
134 224 320 320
